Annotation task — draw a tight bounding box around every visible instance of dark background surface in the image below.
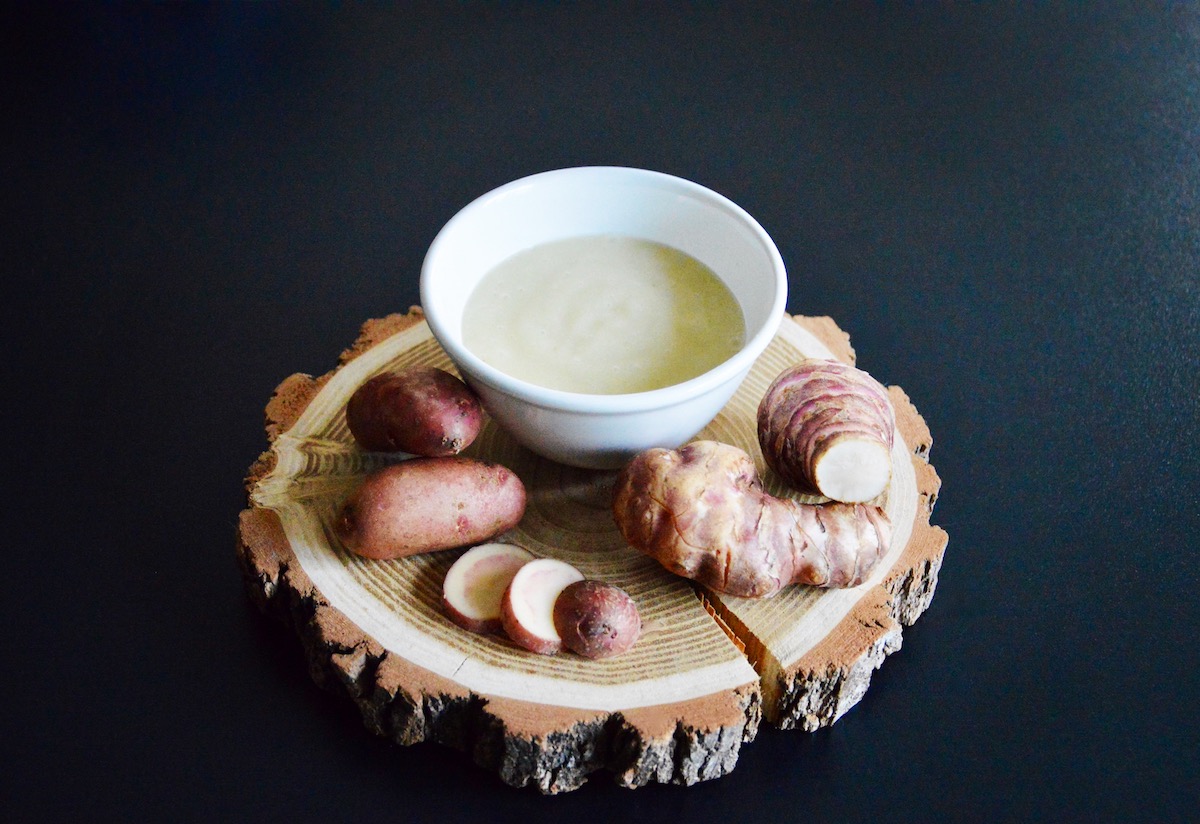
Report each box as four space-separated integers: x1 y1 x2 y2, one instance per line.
6 3 1198 821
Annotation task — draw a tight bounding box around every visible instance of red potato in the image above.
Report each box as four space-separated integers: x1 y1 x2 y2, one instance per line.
553 580 641 659
612 441 891 598
346 366 483 456
334 457 526 560
500 558 584 655
441 543 535 634
757 358 895 504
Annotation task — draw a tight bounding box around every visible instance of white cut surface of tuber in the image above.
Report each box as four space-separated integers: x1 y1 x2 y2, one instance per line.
814 437 892 505
501 558 585 655
612 440 892 598
757 358 896 503
441 543 535 634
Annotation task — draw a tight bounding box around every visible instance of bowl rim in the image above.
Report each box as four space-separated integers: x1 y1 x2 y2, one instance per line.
420 166 788 414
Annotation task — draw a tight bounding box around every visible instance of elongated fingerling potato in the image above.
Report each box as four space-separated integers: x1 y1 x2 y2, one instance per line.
334 457 526 559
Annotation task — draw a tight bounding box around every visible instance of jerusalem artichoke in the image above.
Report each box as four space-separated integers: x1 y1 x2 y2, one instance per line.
612 441 890 598
757 359 895 503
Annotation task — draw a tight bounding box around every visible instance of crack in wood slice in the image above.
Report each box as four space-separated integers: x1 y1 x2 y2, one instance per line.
238 308 945 791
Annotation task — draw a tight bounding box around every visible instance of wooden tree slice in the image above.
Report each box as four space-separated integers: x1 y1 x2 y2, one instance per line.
237 309 946 792
694 318 947 730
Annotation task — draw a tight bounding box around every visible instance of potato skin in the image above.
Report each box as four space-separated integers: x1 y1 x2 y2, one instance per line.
553 580 641 659
335 457 526 559
346 367 482 456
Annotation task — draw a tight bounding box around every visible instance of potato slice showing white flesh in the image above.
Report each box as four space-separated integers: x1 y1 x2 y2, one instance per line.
501 558 585 655
442 543 535 634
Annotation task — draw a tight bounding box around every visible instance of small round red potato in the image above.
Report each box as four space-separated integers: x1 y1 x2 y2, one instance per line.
346 366 483 456
552 580 641 659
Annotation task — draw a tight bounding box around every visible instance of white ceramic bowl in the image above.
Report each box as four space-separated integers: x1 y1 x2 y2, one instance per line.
420 166 787 469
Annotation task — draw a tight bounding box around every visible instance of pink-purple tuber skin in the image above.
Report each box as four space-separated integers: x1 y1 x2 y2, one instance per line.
612 441 891 598
757 358 896 503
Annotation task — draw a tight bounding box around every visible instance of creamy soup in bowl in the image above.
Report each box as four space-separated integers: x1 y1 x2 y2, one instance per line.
462 235 746 395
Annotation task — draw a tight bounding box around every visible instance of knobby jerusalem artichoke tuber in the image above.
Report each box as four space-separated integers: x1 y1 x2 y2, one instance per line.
612 441 891 598
757 358 896 504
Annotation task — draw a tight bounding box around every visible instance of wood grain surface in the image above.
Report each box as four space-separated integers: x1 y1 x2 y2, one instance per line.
237 309 945 792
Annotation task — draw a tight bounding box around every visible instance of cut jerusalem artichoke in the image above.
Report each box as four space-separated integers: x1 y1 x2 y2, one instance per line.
757 358 895 504
612 440 891 598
